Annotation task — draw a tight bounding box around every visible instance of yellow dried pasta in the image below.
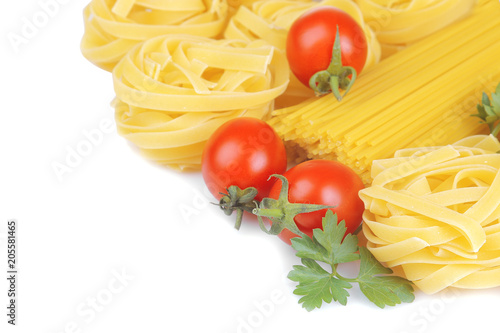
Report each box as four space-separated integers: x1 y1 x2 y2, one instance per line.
355 0 476 58
359 135 500 294
112 35 289 170
81 0 229 71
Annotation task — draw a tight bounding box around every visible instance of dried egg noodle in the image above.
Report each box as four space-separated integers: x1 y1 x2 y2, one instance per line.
355 0 476 58
359 135 500 294
268 0 500 184
81 0 229 71
224 0 381 106
113 35 289 170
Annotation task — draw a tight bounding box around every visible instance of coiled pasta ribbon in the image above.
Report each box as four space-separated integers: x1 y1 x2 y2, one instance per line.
224 0 381 106
81 0 229 71
360 135 500 294
355 0 476 58
112 35 289 170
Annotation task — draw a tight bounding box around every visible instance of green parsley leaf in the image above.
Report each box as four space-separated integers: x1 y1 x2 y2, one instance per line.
288 259 352 311
291 234 330 263
357 247 415 308
288 210 414 310
313 217 360 264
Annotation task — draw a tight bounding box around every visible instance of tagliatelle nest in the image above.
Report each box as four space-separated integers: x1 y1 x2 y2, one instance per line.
112 34 289 170
81 0 229 71
359 135 500 294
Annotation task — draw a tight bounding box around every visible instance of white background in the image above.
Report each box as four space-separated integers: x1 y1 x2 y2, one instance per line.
1 1 498 333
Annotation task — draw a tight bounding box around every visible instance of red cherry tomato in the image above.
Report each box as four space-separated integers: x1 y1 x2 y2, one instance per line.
202 117 287 201
268 159 365 244
286 6 368 88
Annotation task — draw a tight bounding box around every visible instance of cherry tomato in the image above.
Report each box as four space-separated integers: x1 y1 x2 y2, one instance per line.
286 6 368 88
202 117 287 201
268 159 365 244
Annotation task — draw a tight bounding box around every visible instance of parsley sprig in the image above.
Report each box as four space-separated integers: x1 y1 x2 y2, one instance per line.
473 82 500 136
288 210 415 311
216 175 415 310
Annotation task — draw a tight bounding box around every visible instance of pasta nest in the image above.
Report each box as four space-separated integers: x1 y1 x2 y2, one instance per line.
81 0 229 71
224 0 381 105
359 135 500 294
354 0 476 58
112 34 290 170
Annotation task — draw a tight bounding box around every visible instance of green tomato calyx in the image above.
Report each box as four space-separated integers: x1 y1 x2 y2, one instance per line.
309 25 357 101
217 186 258 230
252 174 334 237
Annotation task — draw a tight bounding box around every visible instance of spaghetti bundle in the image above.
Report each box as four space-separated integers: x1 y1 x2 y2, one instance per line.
112 35 289 170
224 0 381 106
359 135 500 294
81 0 229 71
355 0 476 58
268 0 500 185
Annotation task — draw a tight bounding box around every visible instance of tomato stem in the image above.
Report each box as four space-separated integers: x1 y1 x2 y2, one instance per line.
308 25 358 101
252 208 283 220
235 209 244 230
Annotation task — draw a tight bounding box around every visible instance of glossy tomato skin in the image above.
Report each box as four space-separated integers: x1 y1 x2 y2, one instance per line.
202 117 287 201
286 6 368 87
268 159 365 244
